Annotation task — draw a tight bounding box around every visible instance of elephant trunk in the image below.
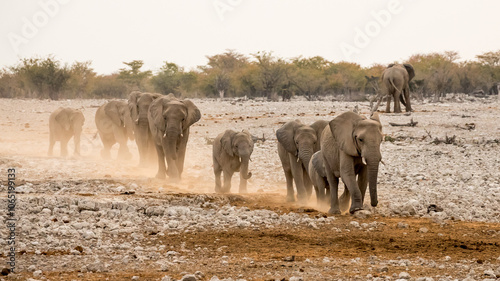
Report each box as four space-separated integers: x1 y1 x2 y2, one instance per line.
164 125 180 160
367 159 380 207
240 155 252 180
298 148 313 174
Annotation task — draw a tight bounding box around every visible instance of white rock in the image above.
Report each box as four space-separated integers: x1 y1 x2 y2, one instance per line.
350 221 360 228
398 271 411 279
33 270 43 277
181 274 197 281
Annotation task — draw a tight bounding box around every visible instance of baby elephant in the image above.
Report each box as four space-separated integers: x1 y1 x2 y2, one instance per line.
213 130 254 193
48 107 85 157
308 151 330 207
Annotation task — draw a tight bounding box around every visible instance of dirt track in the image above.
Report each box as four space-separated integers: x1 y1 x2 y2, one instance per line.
1 97 500 280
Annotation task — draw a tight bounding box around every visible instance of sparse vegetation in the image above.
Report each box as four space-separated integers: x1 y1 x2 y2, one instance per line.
1 50 500 100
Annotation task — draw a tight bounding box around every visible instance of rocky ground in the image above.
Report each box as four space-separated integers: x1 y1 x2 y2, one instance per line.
0 96 499 281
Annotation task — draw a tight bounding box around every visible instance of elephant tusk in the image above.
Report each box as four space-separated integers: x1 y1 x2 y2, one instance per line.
180 133 184 138
362 157 367 165
163 132 167 138
296 157 300 163
134 119 139 124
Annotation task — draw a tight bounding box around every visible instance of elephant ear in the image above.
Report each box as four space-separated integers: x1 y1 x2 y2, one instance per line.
221 130 236 157
149 98 167 132
276 120 301 155
182 99 201 128
310 120 328 151
69 109 85 127
55 108 71 131
312 151 326 178
403 64 415 82
104 102 123 127
329 111 363 157
128 91 142 123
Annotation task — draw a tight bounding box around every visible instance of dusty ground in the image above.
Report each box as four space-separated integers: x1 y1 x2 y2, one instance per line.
0 96 499 281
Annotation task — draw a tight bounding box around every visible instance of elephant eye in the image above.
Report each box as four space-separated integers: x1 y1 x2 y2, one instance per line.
358 138 364 142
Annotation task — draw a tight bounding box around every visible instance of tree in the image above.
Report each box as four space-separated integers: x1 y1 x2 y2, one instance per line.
288 56 330 100
66 61 95 98
11 56 70 100
252 51 289 99
118 60 152 91
201 50 248 98
151 62 182 96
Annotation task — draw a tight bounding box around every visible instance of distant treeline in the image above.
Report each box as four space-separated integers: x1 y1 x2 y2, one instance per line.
1 50 499 100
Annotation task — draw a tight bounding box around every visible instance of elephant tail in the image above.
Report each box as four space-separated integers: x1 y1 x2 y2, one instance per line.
389 77 401 94
390 77 407 106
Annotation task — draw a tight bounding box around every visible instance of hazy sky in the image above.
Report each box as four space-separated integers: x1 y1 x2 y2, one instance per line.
1 0 499 74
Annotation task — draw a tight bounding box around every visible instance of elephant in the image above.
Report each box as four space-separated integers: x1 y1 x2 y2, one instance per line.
320 111 383 214
308 150 330 207
277 119 328 204
48 107 85 157
148 95 201 181
95 100 135 160
373 64 415 113
128 91 163 167
213 129 254 193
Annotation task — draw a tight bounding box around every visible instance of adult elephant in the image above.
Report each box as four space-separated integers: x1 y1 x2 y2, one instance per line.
128 91 163 167
321 112 383 214
148 96 201 181
48 107 85 157
213 129 254 193
277 120 328 204
373 64 415 113
95 100 135 160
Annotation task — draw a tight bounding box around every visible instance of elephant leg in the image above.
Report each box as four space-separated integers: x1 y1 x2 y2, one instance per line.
404 86 413 112
324 178 331 206
339 181 351 213
385 94 392 113
214 159 222 193
327 176 340 214
60 136 69 157
393 92 402 113
239 172 248 194
280 155 295 202
323 159 340 214
316 178 327 207
303 169 313 200
154 144 167 179
146 136 157 167
289 155 307 204
48 134 55 156
73 137 80 156
340 171 363 214
113 127 131 160
222 169 234 193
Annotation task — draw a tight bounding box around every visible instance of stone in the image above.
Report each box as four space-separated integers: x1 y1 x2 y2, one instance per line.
132 276 139 280
161 276 172 281
419 227 429 233
181 274 197 281
398 271 411 279
33 270 42 277
353 210 372 219
397 222 409 229
289 277 304 281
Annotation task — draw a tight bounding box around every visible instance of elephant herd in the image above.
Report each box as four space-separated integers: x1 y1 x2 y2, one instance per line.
48 88 385 215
